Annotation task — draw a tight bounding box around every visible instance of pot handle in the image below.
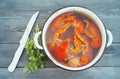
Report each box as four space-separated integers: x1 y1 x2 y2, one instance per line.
106 30 113 47
34 31 43 49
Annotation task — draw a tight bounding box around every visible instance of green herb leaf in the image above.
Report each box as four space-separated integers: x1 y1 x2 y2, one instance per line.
24 25 48 73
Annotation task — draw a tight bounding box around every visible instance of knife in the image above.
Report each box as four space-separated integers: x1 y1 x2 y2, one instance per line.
8 11 39 72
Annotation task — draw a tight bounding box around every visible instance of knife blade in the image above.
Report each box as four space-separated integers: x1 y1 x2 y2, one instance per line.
8 11 39 72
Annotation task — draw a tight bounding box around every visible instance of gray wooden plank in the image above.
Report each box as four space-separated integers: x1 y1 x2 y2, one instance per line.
0 9 120 20
0 43 120 67
0 6 120 20
0 4 120 32
0 43 55 68
0 19 45 32
0 10 51 19
0 0 119 78
1 17 120 31
17 43 120 67
0 31 23 43
0 44 20 67
0 67 120 79
0 17 119 36
0 0 120 12
0 0 120 20
0 26 119 44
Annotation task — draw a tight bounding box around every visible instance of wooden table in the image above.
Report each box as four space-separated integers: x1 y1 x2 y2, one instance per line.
0 0 120 79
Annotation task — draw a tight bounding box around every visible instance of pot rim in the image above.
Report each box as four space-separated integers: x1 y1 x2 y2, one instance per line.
42 6 107 70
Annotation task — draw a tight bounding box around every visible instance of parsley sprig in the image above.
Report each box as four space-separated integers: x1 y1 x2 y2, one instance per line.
24 25 48 72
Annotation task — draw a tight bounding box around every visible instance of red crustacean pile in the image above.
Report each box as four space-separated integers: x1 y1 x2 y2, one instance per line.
47 12 102 67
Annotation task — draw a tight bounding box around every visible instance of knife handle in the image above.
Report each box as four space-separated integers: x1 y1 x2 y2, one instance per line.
8 44 25 72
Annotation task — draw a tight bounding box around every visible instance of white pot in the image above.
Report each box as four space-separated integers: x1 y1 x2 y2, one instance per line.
34 7 113 70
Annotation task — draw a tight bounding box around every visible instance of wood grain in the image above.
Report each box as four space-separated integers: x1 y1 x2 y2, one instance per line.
0 18 119 43
0 67 120 79
0 0 120 78
0 43 119 67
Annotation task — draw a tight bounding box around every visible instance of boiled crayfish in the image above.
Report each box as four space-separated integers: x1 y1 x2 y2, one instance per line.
47 12 102 67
